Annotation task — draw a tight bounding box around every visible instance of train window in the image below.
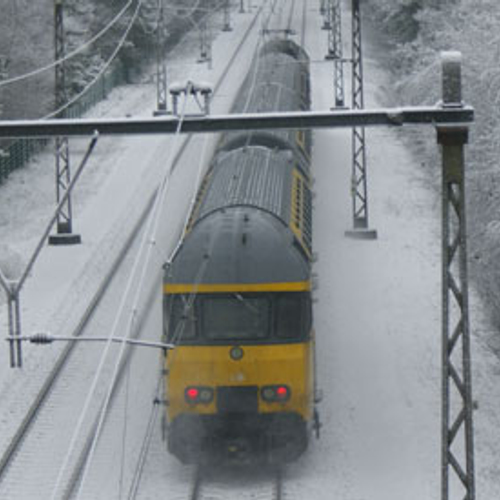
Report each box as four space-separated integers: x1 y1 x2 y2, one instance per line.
165 295 197 342
202 295 270 340
275 293 311 339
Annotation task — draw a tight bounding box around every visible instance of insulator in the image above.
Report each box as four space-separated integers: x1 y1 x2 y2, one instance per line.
30 333 54 344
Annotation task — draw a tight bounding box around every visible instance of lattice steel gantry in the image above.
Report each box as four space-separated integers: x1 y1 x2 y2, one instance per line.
154 0 169 115
439 53 475 500
346 0 376 239
49 0 80 245
325 0 345 107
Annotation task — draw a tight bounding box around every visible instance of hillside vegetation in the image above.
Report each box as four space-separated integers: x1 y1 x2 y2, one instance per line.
0 0 216 120
366 0 500 349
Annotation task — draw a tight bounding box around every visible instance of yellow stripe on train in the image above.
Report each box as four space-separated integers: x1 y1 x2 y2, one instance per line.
163 281 311 294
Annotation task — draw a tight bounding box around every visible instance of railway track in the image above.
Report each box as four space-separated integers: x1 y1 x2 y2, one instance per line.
190 466 284 500
0 1 309 498
0 5 265 499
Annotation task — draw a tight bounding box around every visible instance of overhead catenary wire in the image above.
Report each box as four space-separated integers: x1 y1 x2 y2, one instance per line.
43 0 144 120
45 0 230 120
118 359 132 499
53 4 271 495
72 88 192 500
0 0 138 89
48 65 190 500
164 0 288 350
126 373 164 500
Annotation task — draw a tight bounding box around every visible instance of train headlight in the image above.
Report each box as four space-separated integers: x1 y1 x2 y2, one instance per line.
185 386 214 404
229 346 244 361
260 385 291 403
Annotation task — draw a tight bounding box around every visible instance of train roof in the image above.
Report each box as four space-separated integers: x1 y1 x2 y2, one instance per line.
259 39 309 63
166 206 309 286
187 146 312 256
193 147 294 225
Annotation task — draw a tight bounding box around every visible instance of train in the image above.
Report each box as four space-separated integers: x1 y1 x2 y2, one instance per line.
161 38 320 465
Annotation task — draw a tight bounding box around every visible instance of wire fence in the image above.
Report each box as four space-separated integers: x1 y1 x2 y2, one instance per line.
0 61 126 186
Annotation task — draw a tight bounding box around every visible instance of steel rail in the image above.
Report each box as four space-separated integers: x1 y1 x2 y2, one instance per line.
0 3 264 488
190 467 203 500
60 275 162 500
190 467 283 500
0 194 156 484
274 467 283 500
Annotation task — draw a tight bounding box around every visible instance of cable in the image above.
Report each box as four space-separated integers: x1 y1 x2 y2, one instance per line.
53 6 268 494
118 361 131 499
48 6 145 500
42 0 143 120
126 372 163 500
0 0 136 89
45 0 227 120
164 0 284 349
72 89 191 500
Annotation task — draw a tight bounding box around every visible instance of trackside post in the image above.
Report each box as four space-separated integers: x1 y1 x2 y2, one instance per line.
438 51 475 500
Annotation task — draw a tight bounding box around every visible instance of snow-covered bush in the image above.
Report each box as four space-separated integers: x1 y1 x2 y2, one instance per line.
366 0 500 330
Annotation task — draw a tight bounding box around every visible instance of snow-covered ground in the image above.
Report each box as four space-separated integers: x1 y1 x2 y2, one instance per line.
0 0 499 499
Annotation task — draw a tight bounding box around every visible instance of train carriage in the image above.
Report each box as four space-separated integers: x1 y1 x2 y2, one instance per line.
162 39 319 464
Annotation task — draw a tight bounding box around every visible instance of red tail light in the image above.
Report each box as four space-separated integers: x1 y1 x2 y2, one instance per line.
276 386 288 399
261 385 291 403
185 386 214 404
186 387 199 401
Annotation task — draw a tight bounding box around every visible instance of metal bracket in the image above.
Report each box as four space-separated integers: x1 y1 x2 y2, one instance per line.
169 81 213 116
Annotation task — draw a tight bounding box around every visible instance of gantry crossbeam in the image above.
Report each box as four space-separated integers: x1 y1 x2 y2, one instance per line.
0 106 473 139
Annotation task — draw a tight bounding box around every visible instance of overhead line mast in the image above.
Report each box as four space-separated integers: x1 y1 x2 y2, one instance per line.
346 0 376 239
155 0 169 115
50 0 80 245
439 53 475 500
331 0 345 107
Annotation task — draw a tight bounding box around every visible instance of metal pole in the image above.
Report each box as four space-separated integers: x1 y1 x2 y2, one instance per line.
322 0 331 30
346 0 376 239
320 0 326 16
198 18 212 66
240 0 245 13
223 0 232 31
439 51 475 500
14 289 22 367
7 288 16 368
154 0 169 115
326 0 345 107
3 136 98 368
50 0 80 245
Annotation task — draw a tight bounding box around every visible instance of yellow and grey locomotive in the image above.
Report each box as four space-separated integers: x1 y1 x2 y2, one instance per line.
162 39 319 464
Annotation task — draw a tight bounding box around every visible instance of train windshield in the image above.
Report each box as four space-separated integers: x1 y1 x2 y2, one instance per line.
165 295 197 342
164 292 311 343
203 295 270 340
275 293 310 339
